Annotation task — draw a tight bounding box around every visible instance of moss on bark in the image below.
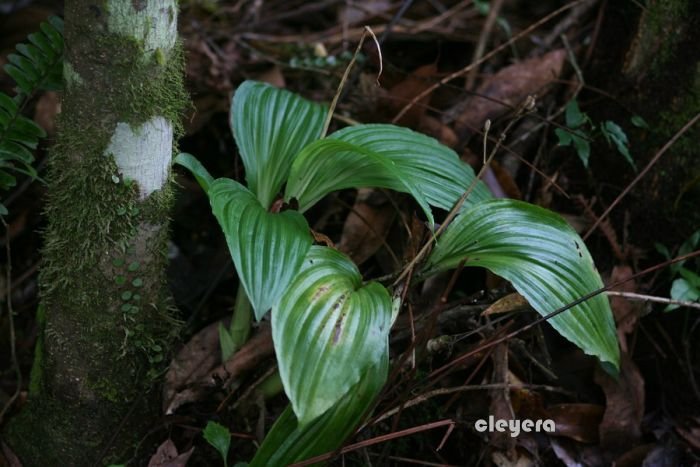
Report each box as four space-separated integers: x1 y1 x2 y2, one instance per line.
3 1 188 465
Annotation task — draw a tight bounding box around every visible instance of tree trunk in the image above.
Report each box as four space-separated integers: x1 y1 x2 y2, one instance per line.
619 0 699 243
3 1 187 465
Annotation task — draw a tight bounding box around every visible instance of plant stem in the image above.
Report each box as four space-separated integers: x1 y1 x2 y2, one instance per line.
229 284 253 352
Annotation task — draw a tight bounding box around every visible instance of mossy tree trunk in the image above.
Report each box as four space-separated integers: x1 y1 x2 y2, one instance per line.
4 1 187 465
620 0 699 242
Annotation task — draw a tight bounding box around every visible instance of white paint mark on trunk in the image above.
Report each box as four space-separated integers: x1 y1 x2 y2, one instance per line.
107 0 177 55
106 117 172 199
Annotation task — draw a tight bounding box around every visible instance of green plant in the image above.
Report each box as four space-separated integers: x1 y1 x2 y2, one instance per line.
177 80 619 465
555 98 642 169
0 16 63 214
203 421 231 467
656 229 700 310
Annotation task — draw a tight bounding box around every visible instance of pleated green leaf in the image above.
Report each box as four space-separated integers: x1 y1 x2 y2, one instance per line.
273 246 392 425
174 152 214 192
231 80 326 209
209 178 312 319
422 199 620 368
250 355 387 467
284 138 435 225
330 124 493 211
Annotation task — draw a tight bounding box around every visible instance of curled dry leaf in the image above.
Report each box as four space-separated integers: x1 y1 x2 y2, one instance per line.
418 114 459 148
164 325 274 415
489 343 516 454
594 353 644 457
337 188 396 265
609 265 641 351
163 318 226 413
385 63 438 127
449 49 566 140
482 293 530 316
544 403 604 443
147 439 194 467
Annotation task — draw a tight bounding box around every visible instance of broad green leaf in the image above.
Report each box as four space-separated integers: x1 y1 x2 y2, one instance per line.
630 115 649 129
231 80 326 209
556 128 591 167
667 276 700 311
422 199 620 368
284 138 435 225
250 355 387 467
209 179 312 319
174 152 213 192
565 99 587 128
602 121 634 169
273 246 392 425
203 421 231 467
329 124 492 211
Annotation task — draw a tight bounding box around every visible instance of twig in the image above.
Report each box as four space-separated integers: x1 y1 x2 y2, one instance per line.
392 0 586 123
428 249 700 379
583 112 700 240
290 419 455 466
394 96 536 286
322 26 382 137
606 290 700 310
465 0 505 91
0 218 21 425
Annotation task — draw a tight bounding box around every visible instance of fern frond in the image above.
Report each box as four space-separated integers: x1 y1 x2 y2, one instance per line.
0 16 63 214
4 16 64 97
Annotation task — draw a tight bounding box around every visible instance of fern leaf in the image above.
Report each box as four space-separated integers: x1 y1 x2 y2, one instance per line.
0 16 64 202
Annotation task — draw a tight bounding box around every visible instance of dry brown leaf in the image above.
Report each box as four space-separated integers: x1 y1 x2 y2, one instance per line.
337 188 396 266
482 293 530 316
163 319 225 412
1 441 22 467
489 343 516 454
452 49 566 139
609 265 641 351
255 66 286 88
147 439 194 467
164 325 274 414
594 353 644 456
676 417 700 451
385 63 438 127
418 115 458 148
545 403 604 443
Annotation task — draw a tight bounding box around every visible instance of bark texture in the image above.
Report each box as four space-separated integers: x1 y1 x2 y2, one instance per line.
3 1 187 465
622 0 700 242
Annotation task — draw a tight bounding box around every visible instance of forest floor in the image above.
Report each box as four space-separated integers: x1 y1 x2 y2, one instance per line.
1 0 699 466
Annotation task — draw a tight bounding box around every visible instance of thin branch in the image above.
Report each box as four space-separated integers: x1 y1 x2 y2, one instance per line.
606 290 700 310
392 0 586 123
584 112 700 240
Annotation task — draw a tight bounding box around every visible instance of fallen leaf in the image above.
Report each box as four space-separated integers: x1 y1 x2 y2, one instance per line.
450 49 566 140
164 325 274 414
545 403 604 443
163 319 226 412
1 441 22 467
676 417 700 451
482 293 530 316
419 115 458 148
608 265 641 351
147 439 194 467
594 353 644 456
489 343 516 454
385 63 438 127
337 188 396 266
256 66 286 88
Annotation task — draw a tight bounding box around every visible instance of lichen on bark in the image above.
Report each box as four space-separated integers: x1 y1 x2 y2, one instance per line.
3 1 188 465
